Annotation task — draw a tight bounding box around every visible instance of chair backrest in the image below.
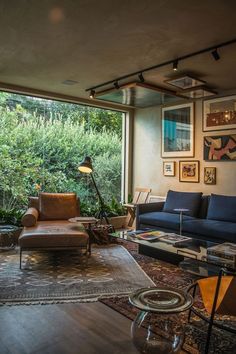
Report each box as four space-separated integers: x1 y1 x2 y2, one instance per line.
198 275 236 316
132 188 151 204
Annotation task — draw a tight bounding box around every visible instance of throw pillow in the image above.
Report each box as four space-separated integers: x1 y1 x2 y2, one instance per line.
21 207 39 227
207 194 236 223
163 190 202 217
39 192 79 221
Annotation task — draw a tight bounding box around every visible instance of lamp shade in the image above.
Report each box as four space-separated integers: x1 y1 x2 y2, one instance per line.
78 156 93 173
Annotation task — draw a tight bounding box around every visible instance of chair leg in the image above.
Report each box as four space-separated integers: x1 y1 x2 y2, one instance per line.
20 248 22 269
205 319 213 354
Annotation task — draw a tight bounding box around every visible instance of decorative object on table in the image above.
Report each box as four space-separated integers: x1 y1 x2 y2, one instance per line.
78 156 110 224
188 268 236 354
163 161 175 176
203 135 236 161
0 245 155 305
203 95 236 132
0 225 20 250
204 167 216 185
162 103 194 158
207 242 236 268
123 187 151 228
129 287 193 354
179 161 200 182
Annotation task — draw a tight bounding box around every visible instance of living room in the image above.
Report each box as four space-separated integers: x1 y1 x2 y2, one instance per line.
0 1 236 354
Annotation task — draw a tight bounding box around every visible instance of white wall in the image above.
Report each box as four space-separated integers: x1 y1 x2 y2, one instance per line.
133 99 236 197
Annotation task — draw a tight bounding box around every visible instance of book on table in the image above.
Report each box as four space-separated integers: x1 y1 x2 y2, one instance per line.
158 233 192 244
128 230 164 241
207 242 236 267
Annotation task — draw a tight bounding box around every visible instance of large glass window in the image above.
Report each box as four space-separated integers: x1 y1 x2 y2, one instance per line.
0 91 124 218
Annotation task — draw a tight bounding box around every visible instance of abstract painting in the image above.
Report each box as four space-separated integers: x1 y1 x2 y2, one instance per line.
204 135 236 161
204 167 216 185
179 161 199 183
163 161 175 176
203 95 236 132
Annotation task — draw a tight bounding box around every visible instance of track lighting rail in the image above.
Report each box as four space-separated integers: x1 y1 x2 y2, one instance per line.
86 37 236 95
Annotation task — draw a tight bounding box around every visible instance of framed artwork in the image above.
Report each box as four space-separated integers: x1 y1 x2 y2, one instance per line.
204 135 236 161
162 103 194 157
148 195 166 203
179 161 199 183
204 167 216 185
163 161 175 176
203 95 236 132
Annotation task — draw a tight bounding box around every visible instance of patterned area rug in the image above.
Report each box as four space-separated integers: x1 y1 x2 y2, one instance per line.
100 242 236 354
0 244 155 305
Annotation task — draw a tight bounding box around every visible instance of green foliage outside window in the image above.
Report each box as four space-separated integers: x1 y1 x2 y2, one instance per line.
0 92 124 224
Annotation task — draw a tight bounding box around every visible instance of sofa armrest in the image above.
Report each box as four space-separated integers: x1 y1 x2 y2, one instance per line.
135 202 165 229
21 207 39 227
137 202 165 215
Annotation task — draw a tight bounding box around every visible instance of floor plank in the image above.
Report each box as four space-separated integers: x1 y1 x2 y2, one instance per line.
0 302 138 354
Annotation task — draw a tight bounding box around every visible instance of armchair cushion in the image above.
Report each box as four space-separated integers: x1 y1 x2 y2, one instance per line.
163 190 202 217
21 207 39 227
39 192 79 221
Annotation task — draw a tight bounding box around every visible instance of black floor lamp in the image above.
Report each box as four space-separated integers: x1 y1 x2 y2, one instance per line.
78 156 110 225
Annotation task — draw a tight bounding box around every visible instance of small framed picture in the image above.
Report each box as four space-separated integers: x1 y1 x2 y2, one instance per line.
179 161 200 183
163 161 175 176
204 167 216 185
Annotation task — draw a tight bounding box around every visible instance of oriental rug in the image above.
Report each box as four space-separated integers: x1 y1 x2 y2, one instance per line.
100 243 236 354
0 244 155 305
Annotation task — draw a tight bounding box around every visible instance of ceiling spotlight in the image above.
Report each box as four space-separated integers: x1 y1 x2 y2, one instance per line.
114 81 119 89
138 72 145 83
89 90 95 99
173 60 178 71
211 48 220 61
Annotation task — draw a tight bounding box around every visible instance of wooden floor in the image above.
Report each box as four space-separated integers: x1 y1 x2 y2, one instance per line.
0 302 138 354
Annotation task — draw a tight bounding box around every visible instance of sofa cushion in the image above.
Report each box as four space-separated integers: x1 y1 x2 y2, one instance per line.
19 220 88 248
163 190 202 217
139 211 194 231
207 194 236 223
21 207 39 227
183 219 236 243
39 192 79 221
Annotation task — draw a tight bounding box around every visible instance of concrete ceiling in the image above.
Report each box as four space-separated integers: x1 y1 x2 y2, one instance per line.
0 0 236 106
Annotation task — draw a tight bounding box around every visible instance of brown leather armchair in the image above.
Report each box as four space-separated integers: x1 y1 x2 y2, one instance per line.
19 193 89 269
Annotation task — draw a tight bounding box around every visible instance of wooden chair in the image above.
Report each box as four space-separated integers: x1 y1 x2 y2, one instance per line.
123 187 151 228
187 268 236 354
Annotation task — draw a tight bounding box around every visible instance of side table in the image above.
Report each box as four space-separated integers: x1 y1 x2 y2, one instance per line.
174 208 190 235
0 225 20 251
129 287 193 353
68 217 98 255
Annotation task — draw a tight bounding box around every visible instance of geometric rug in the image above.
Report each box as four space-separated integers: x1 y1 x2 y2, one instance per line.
0 244 155 305
100 243 236 354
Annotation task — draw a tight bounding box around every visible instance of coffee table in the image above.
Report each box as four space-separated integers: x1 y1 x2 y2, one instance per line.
109 229 235 276
69 217 98 254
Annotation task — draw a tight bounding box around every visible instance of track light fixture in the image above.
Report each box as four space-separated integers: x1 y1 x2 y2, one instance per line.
114 81 119 89
138 72 145 83
173 60 178 71
89 89 95 99
86 38 236 95
211 48 220 61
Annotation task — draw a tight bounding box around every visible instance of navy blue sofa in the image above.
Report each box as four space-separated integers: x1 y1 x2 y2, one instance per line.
136 191 236 244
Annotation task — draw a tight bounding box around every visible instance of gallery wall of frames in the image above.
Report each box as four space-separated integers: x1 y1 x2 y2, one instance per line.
133 93 236 196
